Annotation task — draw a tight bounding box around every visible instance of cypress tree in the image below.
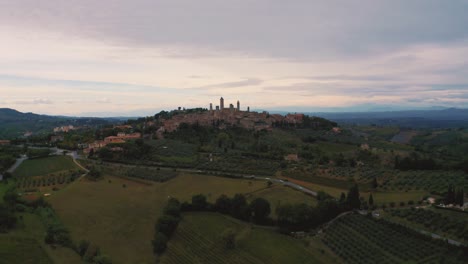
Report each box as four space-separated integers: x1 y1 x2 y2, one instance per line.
346 184 361 210
369 194 374 206
372 178 378 189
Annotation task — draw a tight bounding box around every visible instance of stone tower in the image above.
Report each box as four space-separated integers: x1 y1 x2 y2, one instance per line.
237 100 240 111
220 97 224 110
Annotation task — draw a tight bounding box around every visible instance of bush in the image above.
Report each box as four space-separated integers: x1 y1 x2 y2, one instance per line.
152 232 168 254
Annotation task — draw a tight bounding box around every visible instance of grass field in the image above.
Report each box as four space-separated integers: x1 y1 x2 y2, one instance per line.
315 141 358 154
13 156 80 178
282 177 428 205
49 173 269 264
248 185 317 216
160 212 340 264
0 213 83 264
0 235 52 264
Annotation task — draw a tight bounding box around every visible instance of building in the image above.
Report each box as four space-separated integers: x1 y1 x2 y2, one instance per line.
50 135 64 143
220 97 224 110
237 100 240 111
0 140 10 146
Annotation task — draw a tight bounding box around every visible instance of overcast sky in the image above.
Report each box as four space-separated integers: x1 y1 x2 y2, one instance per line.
1 0 468 116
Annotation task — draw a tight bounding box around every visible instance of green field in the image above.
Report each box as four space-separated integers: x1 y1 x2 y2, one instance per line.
13 156 80 178
282 177 427 206
0 236 52 264
248 185 317 215
160 212 340 264
49 173 269 264
0 213 83 264
315 141 358 153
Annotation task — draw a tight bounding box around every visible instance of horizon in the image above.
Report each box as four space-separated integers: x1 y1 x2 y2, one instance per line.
1 1 468 116
1 103 466 118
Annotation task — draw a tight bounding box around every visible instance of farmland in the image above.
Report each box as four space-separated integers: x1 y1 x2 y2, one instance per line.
12 155 83 193
160 212 339 264
385 207 468 243
247 185 317 215
48 173 271 264
0 213 82 264
282 176 428 206
322 214 466 264
13 156 80 178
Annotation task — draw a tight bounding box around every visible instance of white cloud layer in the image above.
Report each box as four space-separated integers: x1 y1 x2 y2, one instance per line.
0 0 467 116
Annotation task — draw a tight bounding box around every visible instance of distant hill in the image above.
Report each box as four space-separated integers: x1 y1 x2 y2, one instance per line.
0 108 116 139
266 108 468 128
311 108 468 128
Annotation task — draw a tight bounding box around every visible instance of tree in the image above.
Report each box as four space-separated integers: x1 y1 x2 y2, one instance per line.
455 188 464 206
163 198 181 217
87 166 102 181
446 184 455 204
230 194 250 220
215 195 232 214
0 204 16 232
372 178 378 189
249 198 271 224
155 215 179 237
93 255 113 264
339 192 346 203
191 194 208 211
220 228 236 249
152 232 168 254
346 184 361 210
369 194 374 207
78 240 90 257
267 181 273 188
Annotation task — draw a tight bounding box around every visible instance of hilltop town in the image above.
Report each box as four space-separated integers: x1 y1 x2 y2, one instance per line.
158 97 316 133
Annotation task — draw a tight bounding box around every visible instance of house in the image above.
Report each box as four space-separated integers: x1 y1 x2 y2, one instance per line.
50 135 64 143
0 140 10 146
290 231 306 239
285 154 299 162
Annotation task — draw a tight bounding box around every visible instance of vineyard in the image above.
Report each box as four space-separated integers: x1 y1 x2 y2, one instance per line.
388 208 468 242
381 170 468 193
15 170 83 193
314 166 468 194
322 214 466 264
12 155 84 193
161 212 327 264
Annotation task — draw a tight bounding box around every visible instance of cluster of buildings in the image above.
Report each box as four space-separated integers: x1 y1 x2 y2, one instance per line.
83 132 141 154
0 140 10 146
53 125 77 133
158 97 305 132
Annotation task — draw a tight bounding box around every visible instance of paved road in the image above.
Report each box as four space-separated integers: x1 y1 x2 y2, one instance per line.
242 175 318 197
418 230 464 246
7 155 27 173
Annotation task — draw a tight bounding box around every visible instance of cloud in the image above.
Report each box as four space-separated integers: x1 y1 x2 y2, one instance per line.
14 98 53 105
97 97 111 103
197 78 263 90
2 1 467 61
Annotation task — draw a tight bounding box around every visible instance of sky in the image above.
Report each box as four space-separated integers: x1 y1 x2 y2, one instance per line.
1 0 468 117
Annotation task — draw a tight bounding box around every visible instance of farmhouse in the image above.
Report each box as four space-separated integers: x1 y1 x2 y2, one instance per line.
84 133 142 153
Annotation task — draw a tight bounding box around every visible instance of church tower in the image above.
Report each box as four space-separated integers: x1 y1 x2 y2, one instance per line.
237 100 240 111
220 97 224 110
